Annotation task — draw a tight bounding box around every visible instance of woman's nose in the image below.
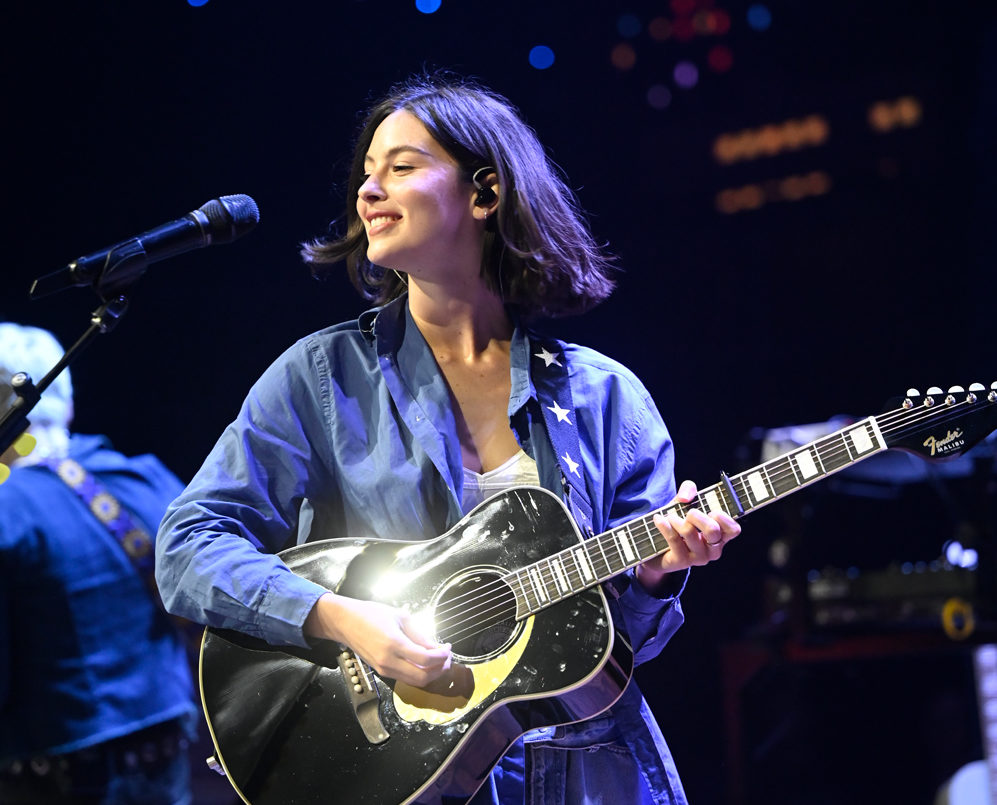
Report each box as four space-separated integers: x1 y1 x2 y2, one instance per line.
358 174 384 201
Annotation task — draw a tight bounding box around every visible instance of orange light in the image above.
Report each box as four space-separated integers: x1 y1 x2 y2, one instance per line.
610 42 637 71
895 96 923 127
693 10 714 34
715 171 832 213
712 115 830 165
649 16 672 40
868 96 923 132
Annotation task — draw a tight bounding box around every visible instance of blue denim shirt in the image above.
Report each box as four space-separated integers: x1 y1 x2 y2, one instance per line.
156 296 689 803
1 435 195 758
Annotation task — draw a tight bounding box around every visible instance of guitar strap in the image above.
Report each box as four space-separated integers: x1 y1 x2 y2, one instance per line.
529 336 595 537
43 457 196 643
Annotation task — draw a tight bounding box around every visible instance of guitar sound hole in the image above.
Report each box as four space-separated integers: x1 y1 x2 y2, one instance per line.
434 568 520 662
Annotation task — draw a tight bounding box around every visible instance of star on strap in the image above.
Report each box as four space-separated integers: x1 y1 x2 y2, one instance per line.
534 347 562 368
547 401 572 425
562 452 580 477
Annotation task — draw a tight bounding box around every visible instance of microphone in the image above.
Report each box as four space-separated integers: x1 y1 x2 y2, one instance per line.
29 194 260 299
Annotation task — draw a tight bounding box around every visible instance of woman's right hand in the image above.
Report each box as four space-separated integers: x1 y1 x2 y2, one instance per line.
304 592 453 687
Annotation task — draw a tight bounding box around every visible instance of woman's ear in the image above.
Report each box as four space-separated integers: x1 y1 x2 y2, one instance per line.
472 167 499 219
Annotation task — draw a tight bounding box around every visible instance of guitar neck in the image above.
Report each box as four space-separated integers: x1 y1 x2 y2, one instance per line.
508 415 888 617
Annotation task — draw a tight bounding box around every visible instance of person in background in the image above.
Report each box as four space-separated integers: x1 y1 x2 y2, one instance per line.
156 72 741 804
0 322 196 805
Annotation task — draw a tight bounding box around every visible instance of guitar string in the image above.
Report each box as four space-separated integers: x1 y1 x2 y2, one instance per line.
425 396 990 643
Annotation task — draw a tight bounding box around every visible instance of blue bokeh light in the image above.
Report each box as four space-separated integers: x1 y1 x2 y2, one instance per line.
416 0 442 14
617 13 642 38
747 4 772 31
187 0 210 6
529 45 555 70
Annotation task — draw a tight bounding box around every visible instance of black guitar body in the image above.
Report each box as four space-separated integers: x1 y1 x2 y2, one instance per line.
200 487 633 805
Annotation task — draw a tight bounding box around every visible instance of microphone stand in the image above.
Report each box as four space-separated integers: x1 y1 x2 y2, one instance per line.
0 293 130 458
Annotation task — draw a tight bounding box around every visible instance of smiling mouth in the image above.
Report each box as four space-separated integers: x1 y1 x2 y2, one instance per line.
367 215 400 234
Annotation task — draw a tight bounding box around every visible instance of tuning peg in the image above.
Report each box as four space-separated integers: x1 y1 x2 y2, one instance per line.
965 383 985 404
919 386 942 407
906 388 921 397
947 385 965 393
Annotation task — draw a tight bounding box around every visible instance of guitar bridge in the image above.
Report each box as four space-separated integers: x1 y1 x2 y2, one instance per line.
336 650 389 745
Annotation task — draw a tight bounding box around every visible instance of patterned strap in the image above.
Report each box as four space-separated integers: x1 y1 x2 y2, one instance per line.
47 457 156 573
529 339 595 536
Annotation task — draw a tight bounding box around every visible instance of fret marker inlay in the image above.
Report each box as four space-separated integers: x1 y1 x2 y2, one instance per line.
794 449 819 479
705 489 723 514
849 425 873 454
574 548 594 581
551 559 568 592
747 471 770 501
616 530 636 562
528 568 548 602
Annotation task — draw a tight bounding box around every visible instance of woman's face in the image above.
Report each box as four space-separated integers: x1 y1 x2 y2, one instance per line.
357 110 487 282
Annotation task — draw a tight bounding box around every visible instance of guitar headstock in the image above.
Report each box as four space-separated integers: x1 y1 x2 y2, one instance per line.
880 382 997 460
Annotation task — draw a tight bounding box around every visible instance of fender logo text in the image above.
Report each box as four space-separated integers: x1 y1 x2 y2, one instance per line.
923 428 965 457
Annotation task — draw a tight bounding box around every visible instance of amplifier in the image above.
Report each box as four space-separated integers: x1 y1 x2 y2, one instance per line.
807 563 985 639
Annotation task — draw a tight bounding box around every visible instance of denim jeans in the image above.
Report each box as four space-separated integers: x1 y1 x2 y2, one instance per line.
467 681 687 805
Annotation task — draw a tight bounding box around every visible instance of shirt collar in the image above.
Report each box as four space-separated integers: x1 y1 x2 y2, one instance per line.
509 320 538 417
359 294 407 349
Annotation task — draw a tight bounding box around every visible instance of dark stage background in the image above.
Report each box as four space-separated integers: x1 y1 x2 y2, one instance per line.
4 1 996 803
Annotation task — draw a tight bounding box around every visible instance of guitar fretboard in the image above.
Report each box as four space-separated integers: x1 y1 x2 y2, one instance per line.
507 415 886 617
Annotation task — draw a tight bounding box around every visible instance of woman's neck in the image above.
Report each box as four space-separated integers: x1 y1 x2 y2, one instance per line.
407 278 512 360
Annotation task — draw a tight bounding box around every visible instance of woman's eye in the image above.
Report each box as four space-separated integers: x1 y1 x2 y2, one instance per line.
392 164 414 173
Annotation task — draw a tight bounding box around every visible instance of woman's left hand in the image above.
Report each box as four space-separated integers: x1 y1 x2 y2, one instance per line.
635 479 741 589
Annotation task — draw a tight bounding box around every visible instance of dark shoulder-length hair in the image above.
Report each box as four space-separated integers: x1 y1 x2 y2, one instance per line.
300 72 616 319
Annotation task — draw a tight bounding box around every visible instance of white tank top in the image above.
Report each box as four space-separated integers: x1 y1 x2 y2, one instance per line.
461 449 540 513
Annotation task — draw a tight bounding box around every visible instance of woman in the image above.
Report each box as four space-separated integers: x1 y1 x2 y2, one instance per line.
155 72 740 804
